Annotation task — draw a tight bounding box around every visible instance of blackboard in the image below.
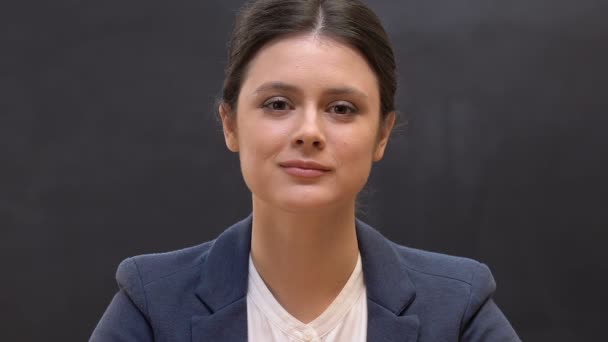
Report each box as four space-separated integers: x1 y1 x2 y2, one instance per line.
1 0 607 340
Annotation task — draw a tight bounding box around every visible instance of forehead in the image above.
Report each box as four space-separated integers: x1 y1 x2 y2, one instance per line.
240 33 380 101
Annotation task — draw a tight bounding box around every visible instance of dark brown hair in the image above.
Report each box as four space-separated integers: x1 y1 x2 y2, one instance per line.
221 0 397 120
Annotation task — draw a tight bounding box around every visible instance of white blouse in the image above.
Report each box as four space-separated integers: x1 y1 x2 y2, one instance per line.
246 253 367 342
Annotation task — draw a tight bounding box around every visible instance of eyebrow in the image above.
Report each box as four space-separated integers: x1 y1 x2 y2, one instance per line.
252 81 368 99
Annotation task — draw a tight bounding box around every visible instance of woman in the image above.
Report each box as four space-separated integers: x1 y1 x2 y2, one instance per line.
91 0 520 341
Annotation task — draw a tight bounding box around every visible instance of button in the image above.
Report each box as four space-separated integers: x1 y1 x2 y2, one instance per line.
302 330 313 341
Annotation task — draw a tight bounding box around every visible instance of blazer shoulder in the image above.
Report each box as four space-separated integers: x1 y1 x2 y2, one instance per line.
387 240 516 339
389 241 488 286
115 239 216 301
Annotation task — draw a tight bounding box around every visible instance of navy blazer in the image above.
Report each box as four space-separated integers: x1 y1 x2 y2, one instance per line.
91 215 520 341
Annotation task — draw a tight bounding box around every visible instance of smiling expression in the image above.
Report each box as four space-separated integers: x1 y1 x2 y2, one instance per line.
220 33 395 212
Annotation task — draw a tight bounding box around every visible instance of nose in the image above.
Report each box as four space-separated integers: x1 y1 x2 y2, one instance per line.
292 106 326 150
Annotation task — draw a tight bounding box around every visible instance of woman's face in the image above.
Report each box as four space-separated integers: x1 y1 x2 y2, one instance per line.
220 33 395 212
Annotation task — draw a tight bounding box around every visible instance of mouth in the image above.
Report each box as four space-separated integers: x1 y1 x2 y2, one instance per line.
279 160 332 178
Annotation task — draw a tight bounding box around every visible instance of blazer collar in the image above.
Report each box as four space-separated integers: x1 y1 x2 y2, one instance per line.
353 219 416 314
193 214 418 341
195 215 252 313
355 219 420 341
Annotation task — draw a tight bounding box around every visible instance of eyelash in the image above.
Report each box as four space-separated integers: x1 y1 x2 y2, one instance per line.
262 98 292 111
262 97 358 115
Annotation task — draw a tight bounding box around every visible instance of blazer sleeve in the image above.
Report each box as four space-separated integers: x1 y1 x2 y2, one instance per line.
460 262 521 342
90 258 154 342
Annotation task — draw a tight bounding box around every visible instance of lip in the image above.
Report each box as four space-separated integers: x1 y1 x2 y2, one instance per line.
279 160 332 178
279 160 332 171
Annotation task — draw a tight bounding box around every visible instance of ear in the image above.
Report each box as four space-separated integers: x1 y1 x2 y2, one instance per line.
219 103 239 152
373 111 396 162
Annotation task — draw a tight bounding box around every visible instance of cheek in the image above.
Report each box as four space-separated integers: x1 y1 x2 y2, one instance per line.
332 128 377 166
237 118 289 169
329 130 377 191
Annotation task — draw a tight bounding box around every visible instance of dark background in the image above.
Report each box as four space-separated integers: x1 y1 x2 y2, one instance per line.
2 0 607 340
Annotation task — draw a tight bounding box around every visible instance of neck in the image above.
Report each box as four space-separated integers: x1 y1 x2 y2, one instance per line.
250 196 360 323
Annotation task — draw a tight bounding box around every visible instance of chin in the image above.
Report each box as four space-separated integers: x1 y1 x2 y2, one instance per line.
278 201 333 212
250 183 358 212
272 193 351 213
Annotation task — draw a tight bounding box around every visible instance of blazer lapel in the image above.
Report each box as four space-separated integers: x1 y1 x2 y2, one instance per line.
192 214 253 342
191 297 247 341
356 219 420 341
190 215 419 342
367 301 420 342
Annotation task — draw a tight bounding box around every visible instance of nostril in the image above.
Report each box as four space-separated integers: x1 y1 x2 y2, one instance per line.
294 138 322 147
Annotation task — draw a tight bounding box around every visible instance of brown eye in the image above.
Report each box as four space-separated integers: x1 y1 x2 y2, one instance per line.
271 101 288 110
263 97 291 111
329 102 357 115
